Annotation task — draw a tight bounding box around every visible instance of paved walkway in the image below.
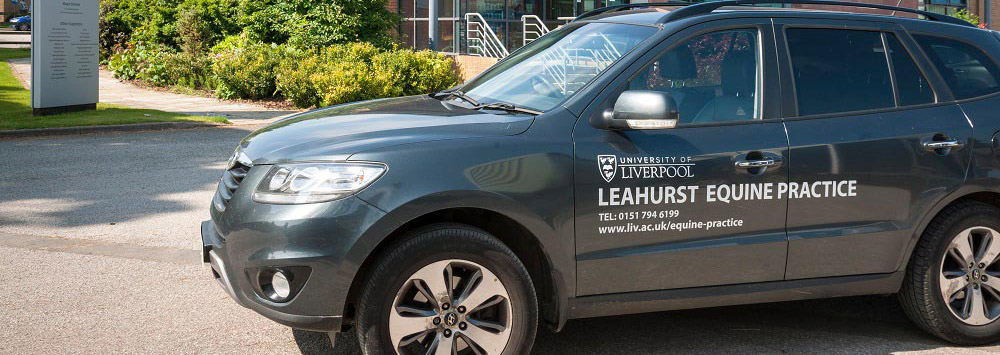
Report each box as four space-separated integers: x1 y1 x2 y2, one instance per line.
7 58 299 125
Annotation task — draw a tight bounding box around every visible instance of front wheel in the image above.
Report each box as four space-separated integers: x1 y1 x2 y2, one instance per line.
356 224 538 355
17 24 29 31
900 200 1000 345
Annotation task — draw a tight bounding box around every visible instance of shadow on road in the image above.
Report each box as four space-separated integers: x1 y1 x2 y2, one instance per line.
306 295 984 354
0 126 258 231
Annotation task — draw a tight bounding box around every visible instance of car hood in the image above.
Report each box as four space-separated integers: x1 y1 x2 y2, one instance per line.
239 95 536 164
11 16 28 22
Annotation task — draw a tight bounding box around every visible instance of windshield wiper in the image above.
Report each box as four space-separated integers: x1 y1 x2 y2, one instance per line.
433 90 479 107
476 102 543 116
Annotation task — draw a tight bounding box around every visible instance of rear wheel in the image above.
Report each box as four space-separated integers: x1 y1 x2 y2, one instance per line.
356 224 537 355
900 200 1000 345
17 24 28 31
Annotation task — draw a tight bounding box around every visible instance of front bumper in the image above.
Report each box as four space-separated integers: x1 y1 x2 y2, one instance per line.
202 221 344 332
201 163 389 332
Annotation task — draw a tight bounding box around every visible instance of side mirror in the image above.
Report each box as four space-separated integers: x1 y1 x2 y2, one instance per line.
591 90 679 130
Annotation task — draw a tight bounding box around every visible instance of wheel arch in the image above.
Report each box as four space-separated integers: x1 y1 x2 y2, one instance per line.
899 186 1000 279
342 195 571 333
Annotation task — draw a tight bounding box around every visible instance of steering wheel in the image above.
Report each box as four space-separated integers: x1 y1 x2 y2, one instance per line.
531 76 562 98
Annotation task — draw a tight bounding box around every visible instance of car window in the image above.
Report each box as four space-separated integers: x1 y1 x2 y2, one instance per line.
461 23 657 112
627 29 760 124
885 34 935 106
914 34 1000 100
787 28 894 116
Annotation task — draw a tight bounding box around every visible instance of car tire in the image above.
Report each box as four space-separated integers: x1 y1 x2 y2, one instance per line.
356 223 538 355
17 24 28 31
900 200 1000 345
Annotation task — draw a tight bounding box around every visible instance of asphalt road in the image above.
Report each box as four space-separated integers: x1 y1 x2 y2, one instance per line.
2 126 1000 354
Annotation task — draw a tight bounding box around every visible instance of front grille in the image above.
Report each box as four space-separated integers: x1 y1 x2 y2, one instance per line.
213 163 250 212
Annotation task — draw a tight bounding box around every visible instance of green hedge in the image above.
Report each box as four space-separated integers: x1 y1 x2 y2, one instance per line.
211 37 284 100
109 40 462 108
276 42 461 108
101 0 453 108
107 42 174 86
99 0 399 58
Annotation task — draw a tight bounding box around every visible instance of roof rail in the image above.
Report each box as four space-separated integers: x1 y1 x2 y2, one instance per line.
575 1 701 21
660 0 975 27
574 0 975 28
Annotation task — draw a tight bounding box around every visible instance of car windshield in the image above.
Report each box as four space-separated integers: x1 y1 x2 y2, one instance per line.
457 22 657 112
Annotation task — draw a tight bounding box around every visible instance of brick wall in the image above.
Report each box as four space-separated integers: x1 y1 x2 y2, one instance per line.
967 0 1000 30
451 55 499 81
2 0 23 22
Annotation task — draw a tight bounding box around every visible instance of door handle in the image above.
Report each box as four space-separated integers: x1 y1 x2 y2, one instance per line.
922 140 964 150
735 159 777 168
734 151 782 175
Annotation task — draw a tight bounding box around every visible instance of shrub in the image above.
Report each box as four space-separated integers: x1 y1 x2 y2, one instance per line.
235 0 287 44
372 50 461 98
325 42 382 64
164 52 216 89
211 37 283 100
276 43 381 108
276 0 400 49
100 0 244 58
312 62 378 107
115 0 183 50
108 42 175 86
954 9 984 28
275 49 322 108
275 43 462 108
176 0 239 52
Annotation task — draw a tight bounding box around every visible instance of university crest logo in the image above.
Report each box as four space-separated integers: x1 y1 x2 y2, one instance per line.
598 155 617 182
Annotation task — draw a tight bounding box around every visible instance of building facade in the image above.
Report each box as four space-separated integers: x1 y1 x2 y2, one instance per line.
393 0 631 53
390 0 996 55
967 0 998 29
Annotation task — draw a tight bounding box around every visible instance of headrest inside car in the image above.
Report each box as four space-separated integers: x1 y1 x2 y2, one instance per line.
657 44 697 80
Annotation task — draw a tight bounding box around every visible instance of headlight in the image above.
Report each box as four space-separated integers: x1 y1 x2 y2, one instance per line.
252 162 387 204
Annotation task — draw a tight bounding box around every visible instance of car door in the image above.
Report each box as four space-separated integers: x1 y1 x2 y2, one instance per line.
574 19 789 295
774 19 974 279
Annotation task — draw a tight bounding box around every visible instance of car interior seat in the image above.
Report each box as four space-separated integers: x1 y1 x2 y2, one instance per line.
691 48 757 123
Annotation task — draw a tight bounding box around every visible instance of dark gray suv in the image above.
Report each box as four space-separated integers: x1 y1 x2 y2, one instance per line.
202 1 1000 352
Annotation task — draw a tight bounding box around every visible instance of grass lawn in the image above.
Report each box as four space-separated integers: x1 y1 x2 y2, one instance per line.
0 48 228 130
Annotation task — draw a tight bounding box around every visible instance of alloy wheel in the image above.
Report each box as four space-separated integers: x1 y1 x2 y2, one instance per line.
940 226 1000 325
389 259 513 355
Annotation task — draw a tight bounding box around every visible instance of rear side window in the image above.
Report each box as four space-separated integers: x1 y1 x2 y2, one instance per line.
886 34 935 106
786 28 894 116
914 35 1000 100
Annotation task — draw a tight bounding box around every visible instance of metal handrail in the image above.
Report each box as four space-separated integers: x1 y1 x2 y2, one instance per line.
532 32 625 95
466 13 510 58
522 15 550 47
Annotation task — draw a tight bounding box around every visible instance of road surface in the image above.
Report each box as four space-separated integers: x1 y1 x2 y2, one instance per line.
1 126 998 354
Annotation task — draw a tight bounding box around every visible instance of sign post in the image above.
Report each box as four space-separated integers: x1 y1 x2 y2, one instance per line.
31 0 99 116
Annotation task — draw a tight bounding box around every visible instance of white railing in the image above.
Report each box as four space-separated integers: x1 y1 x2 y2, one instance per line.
466 13 509 58
522 16 578 46
522 15 550 47
534 33 624 95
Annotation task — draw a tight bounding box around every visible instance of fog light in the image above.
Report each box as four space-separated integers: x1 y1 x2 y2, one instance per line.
271 271 291 300
254 266 310 303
